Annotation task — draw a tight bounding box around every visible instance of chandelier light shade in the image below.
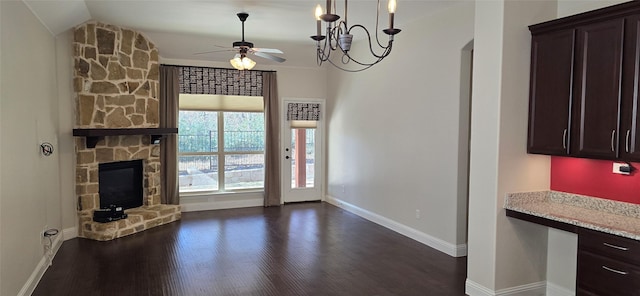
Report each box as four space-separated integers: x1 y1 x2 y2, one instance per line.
311 0 401 72
230 53 256 70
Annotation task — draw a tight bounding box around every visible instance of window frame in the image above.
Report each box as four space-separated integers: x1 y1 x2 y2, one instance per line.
178 109 265 194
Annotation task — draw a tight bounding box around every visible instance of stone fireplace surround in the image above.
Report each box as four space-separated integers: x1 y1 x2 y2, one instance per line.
74 22 180 241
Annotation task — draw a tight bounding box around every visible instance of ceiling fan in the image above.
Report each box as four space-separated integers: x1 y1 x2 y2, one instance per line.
196 12 286 70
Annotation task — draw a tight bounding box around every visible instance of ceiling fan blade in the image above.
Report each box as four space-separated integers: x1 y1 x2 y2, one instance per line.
193 49 235 55
193 45 235 55
253 51 286 63
252 48 283 54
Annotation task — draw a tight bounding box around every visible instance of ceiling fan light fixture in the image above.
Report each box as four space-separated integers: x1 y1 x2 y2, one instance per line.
230 54 256 70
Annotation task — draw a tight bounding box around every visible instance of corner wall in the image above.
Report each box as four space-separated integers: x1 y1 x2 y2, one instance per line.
466 0 555 294
325 2 474 256
1 2 62 295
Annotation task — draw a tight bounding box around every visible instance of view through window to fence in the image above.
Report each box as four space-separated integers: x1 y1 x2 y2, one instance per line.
178 110 265 192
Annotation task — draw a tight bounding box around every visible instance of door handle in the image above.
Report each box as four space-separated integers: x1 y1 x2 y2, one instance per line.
603 242 629 251
626 130 631 153
562 129 567 149
611 130 616 152
602 265 628 275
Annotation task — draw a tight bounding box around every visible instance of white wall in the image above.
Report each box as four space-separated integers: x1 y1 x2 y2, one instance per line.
557 0 627 18
326 2 474 256
466 0 555 294
0 1 63 295
159 58 327 211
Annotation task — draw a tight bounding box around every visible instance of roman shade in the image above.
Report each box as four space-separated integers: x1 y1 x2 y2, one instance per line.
178 94 264 112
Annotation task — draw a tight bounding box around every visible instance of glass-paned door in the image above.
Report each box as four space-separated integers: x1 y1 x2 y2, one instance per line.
282 99 323 203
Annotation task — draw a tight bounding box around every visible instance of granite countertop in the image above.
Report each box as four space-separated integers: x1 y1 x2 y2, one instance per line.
504 191 640 240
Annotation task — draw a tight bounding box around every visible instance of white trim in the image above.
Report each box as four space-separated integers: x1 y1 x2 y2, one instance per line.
281 97 325 204
63 226 77 240
546 282 575 296
325 195 467 257
496 281 546 296
466 279 547 296
466 279 496 296
17 234 63 296
181 197 263 212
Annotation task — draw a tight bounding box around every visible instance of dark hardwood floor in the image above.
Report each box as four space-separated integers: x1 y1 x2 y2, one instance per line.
33 202 467 296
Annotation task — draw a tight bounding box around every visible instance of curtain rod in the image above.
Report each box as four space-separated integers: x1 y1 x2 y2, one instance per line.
160 64 276 73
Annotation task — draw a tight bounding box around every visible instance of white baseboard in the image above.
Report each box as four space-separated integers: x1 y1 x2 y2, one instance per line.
63 226 77 240
17 233 64 296
546 282 575 296
181 197 263 212
466 279 497 296
325 195 467 257
466 279 546 296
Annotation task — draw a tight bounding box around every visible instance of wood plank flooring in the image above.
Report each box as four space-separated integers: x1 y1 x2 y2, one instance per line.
33 202 467 296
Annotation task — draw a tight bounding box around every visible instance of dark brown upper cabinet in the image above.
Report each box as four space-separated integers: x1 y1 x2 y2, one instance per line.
527 1 640 161
527 29 575 155
570 18 624 159
620 14 640 161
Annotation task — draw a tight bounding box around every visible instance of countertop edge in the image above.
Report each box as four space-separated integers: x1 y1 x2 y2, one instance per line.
505 191 640 241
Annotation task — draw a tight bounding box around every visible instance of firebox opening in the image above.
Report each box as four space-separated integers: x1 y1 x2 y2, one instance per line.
99 159 143 210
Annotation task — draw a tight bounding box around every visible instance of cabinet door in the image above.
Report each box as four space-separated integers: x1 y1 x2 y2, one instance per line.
527 29 575 155
571 19 625 159
620 14 640 161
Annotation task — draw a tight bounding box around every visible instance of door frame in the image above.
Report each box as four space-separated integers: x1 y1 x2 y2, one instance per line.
280 97 325 203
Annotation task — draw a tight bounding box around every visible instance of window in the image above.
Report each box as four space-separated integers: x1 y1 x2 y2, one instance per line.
178 94 264 193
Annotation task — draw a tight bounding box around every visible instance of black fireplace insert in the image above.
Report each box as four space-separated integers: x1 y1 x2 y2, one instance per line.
99 159 143 210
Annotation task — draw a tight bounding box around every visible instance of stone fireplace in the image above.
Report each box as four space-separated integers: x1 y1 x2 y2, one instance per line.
74 22 180 241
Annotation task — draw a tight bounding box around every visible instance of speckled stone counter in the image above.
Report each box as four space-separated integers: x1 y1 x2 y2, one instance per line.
505 191 640 240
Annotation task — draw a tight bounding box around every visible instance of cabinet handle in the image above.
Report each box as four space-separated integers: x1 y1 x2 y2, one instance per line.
626 130 631 153
602 265 629 275
603 242 629 251
562 129 567 149
611 130 616 152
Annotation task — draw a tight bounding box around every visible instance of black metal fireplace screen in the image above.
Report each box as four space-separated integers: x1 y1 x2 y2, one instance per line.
99 159 143 210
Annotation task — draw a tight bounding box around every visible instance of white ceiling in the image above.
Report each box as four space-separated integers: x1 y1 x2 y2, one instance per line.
24 0 460 68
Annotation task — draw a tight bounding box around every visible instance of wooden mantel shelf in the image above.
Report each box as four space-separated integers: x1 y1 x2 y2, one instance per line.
73 128 178 148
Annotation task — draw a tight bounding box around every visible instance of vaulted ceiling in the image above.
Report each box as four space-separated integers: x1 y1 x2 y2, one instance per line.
24 0 459 68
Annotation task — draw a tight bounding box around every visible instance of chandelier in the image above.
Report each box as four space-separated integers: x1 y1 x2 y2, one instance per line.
310 0 401 72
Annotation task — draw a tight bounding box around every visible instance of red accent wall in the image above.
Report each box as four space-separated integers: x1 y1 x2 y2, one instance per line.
550 156 640 204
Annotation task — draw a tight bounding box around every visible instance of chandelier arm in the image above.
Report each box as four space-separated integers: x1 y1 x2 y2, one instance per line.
319 31 333 59
327 24 343 51
340 52 385 67
326 58 375 72
373 0 387 49
317 45 332 63
347 24 393 59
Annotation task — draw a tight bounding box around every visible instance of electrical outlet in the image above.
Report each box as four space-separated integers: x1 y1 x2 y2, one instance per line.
613 162 631 175
415 209 421 219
